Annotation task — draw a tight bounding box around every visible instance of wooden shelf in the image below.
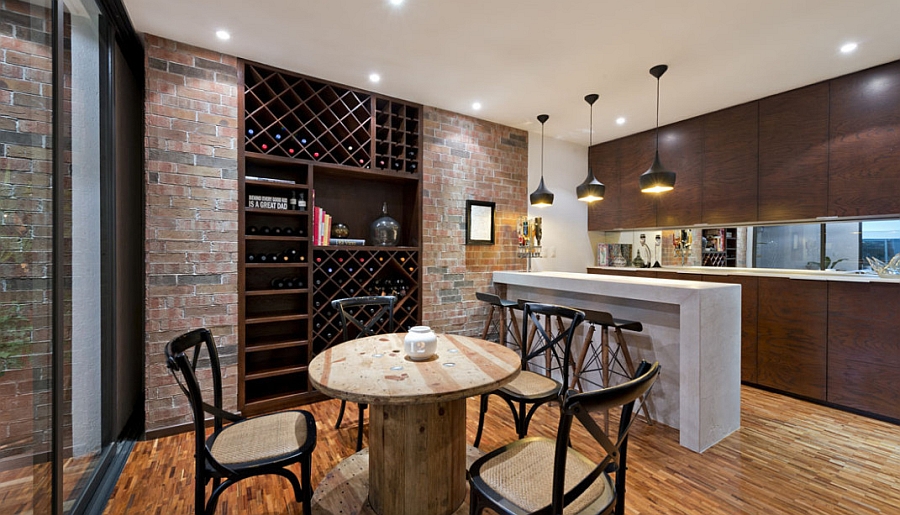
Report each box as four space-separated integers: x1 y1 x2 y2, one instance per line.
238 60 422 414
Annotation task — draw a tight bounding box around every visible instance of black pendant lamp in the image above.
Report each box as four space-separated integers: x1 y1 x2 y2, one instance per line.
576 93 606 202
640 64 677 193
530 114 554 207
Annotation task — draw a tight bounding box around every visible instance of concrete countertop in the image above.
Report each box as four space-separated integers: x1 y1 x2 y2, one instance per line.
587 265 900 283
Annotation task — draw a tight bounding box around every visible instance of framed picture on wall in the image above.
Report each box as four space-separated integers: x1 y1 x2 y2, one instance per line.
465 200 495 245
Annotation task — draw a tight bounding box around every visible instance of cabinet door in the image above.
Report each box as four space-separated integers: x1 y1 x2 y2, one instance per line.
828 282 900 419
758 83 829 221
656 117 703 227
587 140 620 231
703 275 758 383
701 103 759 224
615 131 657 229
829 60 900 217
757 277 826 400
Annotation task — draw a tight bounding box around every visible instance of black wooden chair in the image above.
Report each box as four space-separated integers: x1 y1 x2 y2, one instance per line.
165 328 317 515
468 360 660 515
473 302 585 448
330 295 397 451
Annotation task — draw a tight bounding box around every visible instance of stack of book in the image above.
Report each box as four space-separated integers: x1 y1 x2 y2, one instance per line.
313 206 331 246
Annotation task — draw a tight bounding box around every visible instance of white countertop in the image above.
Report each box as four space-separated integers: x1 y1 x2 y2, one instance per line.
587 265 900 283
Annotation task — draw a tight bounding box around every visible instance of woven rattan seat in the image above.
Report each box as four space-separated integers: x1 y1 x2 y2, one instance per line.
210 411 310 465
469 361 660 515
500 370 559 398
480 438 614 514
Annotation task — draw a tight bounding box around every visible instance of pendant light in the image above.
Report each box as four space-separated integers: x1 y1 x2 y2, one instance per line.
640 64 677 193
530 114 554 207
576 93 606 202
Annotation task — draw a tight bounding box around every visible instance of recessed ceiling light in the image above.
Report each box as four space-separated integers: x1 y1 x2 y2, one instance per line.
472 102 482 111
369 73 381 83
840 42 858 54
616 117 626 125
389 0 404 5
216 30 230 41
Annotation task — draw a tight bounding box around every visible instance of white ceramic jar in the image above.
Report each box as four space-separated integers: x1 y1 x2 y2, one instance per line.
404 326 437 361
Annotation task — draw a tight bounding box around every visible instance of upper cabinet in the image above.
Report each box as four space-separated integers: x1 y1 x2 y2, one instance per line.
656 117 703 227
587 140 621 231
701 103 759 225
616 131 657 229
758 83 829 221
589 59 900 230
829 60 900 217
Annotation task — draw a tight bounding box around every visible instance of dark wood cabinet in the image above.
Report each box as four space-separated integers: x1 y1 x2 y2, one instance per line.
828 60 900 217
827 282 900 420
703 274 758 383
656 118 703 227
756 277 827 400
587 140 621 231
758 83 829 221
615 131 657 229
238 62 422 414
701 103 759 224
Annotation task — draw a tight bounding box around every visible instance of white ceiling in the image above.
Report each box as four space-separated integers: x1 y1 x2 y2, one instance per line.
122 0 900 146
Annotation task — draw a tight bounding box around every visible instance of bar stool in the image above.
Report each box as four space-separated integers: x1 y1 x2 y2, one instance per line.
571 309 654 427
475 292 523 353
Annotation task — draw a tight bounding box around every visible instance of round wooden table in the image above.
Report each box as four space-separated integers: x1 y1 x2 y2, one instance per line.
309 333 520 515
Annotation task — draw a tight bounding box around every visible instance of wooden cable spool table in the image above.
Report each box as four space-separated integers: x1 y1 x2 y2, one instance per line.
309 333 520 515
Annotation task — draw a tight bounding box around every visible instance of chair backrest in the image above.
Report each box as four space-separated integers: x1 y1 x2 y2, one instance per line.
552 360 660 515
521 302 585 391
164 328 229 459
331 295 397 342
475 291 502 307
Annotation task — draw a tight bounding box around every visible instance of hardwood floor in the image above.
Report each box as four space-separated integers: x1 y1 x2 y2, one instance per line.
103 386 900 514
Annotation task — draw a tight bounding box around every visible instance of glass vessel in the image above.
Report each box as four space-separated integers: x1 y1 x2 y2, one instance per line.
370 202 400 246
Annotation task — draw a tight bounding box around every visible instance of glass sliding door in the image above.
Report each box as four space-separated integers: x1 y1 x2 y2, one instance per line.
61 0 107 509
0 0 56 512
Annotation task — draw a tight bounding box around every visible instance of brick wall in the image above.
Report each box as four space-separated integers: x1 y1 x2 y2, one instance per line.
421 108 528 335
0 0 54 465
143 35 239 433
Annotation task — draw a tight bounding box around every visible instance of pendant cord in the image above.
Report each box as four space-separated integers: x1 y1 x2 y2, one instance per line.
541 120 545 179
655 77 660 151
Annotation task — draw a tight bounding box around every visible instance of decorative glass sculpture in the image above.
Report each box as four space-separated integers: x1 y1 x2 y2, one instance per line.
866 253 900 278
370 202 399 246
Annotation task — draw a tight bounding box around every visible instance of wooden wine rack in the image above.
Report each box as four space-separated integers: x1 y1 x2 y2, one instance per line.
238 61 423 414
311 248 420 353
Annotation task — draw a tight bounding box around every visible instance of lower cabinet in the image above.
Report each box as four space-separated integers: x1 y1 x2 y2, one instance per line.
757 277 827 400
828 282 900 419
703 274 758 383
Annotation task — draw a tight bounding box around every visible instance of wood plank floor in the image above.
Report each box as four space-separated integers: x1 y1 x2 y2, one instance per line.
103 386 900 514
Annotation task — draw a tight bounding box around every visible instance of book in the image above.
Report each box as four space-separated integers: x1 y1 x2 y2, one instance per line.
329 238 366 246
245 175 295 185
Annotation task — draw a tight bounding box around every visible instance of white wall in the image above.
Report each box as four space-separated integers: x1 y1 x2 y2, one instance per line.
527 134 593 272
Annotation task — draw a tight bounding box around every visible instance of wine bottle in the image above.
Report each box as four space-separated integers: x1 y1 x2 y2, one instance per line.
267 253 278 262
246 253 256 263
261 226 271 235
277 252 290 262
287 249 299 262
283 227 294 236
284 277 295 289
258 253 268 263
297 192 307 210
293 277 304 289
273 227 282 235
247 226 258 235
271 277 285 289
289 190 298 210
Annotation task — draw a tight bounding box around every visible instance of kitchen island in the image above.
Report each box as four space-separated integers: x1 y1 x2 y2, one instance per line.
493 270 741 452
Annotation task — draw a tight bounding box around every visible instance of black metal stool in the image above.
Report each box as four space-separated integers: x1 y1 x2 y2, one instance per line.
571 309 654 427
475 292 522 352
